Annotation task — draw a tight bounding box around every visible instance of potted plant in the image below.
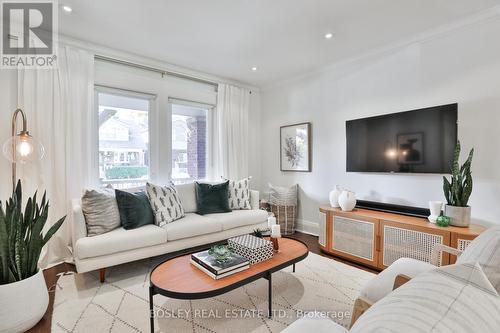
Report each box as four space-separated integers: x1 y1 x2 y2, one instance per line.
0 181 65 332
443 141 474 227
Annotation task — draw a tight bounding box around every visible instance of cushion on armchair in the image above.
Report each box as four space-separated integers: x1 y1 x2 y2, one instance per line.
359 257 435 303
457 226 500 293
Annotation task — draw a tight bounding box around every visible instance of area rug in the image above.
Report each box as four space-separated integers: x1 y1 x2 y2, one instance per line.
51 252 374 333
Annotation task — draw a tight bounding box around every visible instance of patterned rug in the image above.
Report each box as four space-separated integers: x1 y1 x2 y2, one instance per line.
51 252 374 333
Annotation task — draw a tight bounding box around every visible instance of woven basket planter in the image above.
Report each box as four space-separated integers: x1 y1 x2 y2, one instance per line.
270 204 297 235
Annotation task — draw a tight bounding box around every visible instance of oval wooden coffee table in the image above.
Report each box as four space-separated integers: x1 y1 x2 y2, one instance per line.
149 237 308 332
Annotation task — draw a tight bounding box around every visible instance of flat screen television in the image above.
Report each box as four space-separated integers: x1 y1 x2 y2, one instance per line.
346 104 457 173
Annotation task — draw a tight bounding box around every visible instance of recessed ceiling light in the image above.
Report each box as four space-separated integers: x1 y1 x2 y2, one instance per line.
62 5 72 12
251 67 257 71
324 32 334 39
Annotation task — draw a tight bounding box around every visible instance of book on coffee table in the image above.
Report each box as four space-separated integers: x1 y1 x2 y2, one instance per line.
190 250 249 279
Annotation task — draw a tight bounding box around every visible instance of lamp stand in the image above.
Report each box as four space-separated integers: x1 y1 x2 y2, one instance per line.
11 108 28 191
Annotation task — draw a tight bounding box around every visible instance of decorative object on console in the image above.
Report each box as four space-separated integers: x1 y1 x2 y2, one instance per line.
2 108 45 190
269 183 297 235
115 189 154 230
436 214 451 227
329 185 343 208
225 176 252 210
428 201 443 223
0 181 65 333
280 122 311 172
146 182 185 225
81 188 121 236
228 234 274 264
338 190 356 212
443 141 474 227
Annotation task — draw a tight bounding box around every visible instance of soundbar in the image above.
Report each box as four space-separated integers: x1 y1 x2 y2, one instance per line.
355 200 430 218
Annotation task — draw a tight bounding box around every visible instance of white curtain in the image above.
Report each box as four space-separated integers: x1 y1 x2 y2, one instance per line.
213 84 250 180
17 45 96 268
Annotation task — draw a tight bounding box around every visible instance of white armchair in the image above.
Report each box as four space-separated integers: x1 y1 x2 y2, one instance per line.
350 243 464 327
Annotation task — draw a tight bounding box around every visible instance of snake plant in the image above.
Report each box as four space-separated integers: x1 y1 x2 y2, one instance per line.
443 141 474 207
0 180 65 284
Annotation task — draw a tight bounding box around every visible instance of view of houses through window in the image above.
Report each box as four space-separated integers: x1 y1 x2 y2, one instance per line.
97 90 150 189
171 103 209 184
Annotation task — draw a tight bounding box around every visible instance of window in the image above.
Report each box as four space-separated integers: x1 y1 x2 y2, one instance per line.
96 90 151 189
171 102 210 184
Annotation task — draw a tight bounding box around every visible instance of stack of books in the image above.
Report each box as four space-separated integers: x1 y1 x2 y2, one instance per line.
190 250 250 280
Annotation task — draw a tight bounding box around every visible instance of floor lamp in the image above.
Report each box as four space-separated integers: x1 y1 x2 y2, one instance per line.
2 108 45 191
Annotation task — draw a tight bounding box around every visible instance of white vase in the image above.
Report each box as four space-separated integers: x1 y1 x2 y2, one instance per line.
329 186 342 208
428 201 443 223
338 190 356 212
0 270 48 333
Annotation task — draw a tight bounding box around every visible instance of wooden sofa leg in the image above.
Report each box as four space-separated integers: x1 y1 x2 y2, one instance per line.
350 296 373 328
99 268 106 283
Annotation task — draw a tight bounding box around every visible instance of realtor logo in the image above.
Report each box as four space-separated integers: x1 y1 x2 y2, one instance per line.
1 0 58 68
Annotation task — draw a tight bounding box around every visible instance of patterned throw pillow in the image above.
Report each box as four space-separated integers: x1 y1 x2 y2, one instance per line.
146 182 185 227
225 177 251 210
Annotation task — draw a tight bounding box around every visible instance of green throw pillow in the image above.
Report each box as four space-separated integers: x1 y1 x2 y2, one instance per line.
115 190 154 229
195 181 232 215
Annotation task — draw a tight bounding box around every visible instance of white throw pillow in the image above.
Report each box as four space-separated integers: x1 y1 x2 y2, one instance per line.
175 182 197 213
225 177 252 210
146 182 185 227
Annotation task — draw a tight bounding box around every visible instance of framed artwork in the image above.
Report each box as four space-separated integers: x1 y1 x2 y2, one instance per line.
280 122 311 172
397 132 424 165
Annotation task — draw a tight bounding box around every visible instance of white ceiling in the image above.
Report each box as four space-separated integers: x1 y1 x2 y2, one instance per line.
59 0 500 87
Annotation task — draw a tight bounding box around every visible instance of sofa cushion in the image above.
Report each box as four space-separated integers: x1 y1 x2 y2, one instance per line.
457 226 500 293
351 263 500 333
115 189 154 229
81 188 121 237
195 181 231 215
76 224 167 259
225 177 251 210
205 209 268 230
146 182 185 226
359 257 435 303
164 213 223 241
176 182 197 213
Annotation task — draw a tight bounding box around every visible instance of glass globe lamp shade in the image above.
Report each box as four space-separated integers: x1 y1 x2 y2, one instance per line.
2 132 45 164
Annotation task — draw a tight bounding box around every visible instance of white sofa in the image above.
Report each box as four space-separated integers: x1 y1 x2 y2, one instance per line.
71 183 268 278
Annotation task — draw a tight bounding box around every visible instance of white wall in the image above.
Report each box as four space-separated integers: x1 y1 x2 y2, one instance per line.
259 17 500 232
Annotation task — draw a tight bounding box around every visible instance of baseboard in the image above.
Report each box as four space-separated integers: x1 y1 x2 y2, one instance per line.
295 219 319 236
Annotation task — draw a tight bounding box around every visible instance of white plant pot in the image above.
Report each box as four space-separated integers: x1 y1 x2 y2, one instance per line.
328 186 342 208
338 190 356 212
445 205 471 227
0 270 48 333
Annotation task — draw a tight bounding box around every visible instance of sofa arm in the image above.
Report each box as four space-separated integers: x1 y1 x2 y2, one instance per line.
250 190 259 210
71 199 87 250
430 244 463 266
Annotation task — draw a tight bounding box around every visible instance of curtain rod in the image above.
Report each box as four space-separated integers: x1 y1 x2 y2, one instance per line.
94 54 219 89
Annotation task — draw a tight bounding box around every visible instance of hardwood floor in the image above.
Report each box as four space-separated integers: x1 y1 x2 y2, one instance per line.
28 232 377 332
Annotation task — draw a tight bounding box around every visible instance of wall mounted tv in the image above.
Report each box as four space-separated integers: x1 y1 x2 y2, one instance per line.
346 104 457 174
